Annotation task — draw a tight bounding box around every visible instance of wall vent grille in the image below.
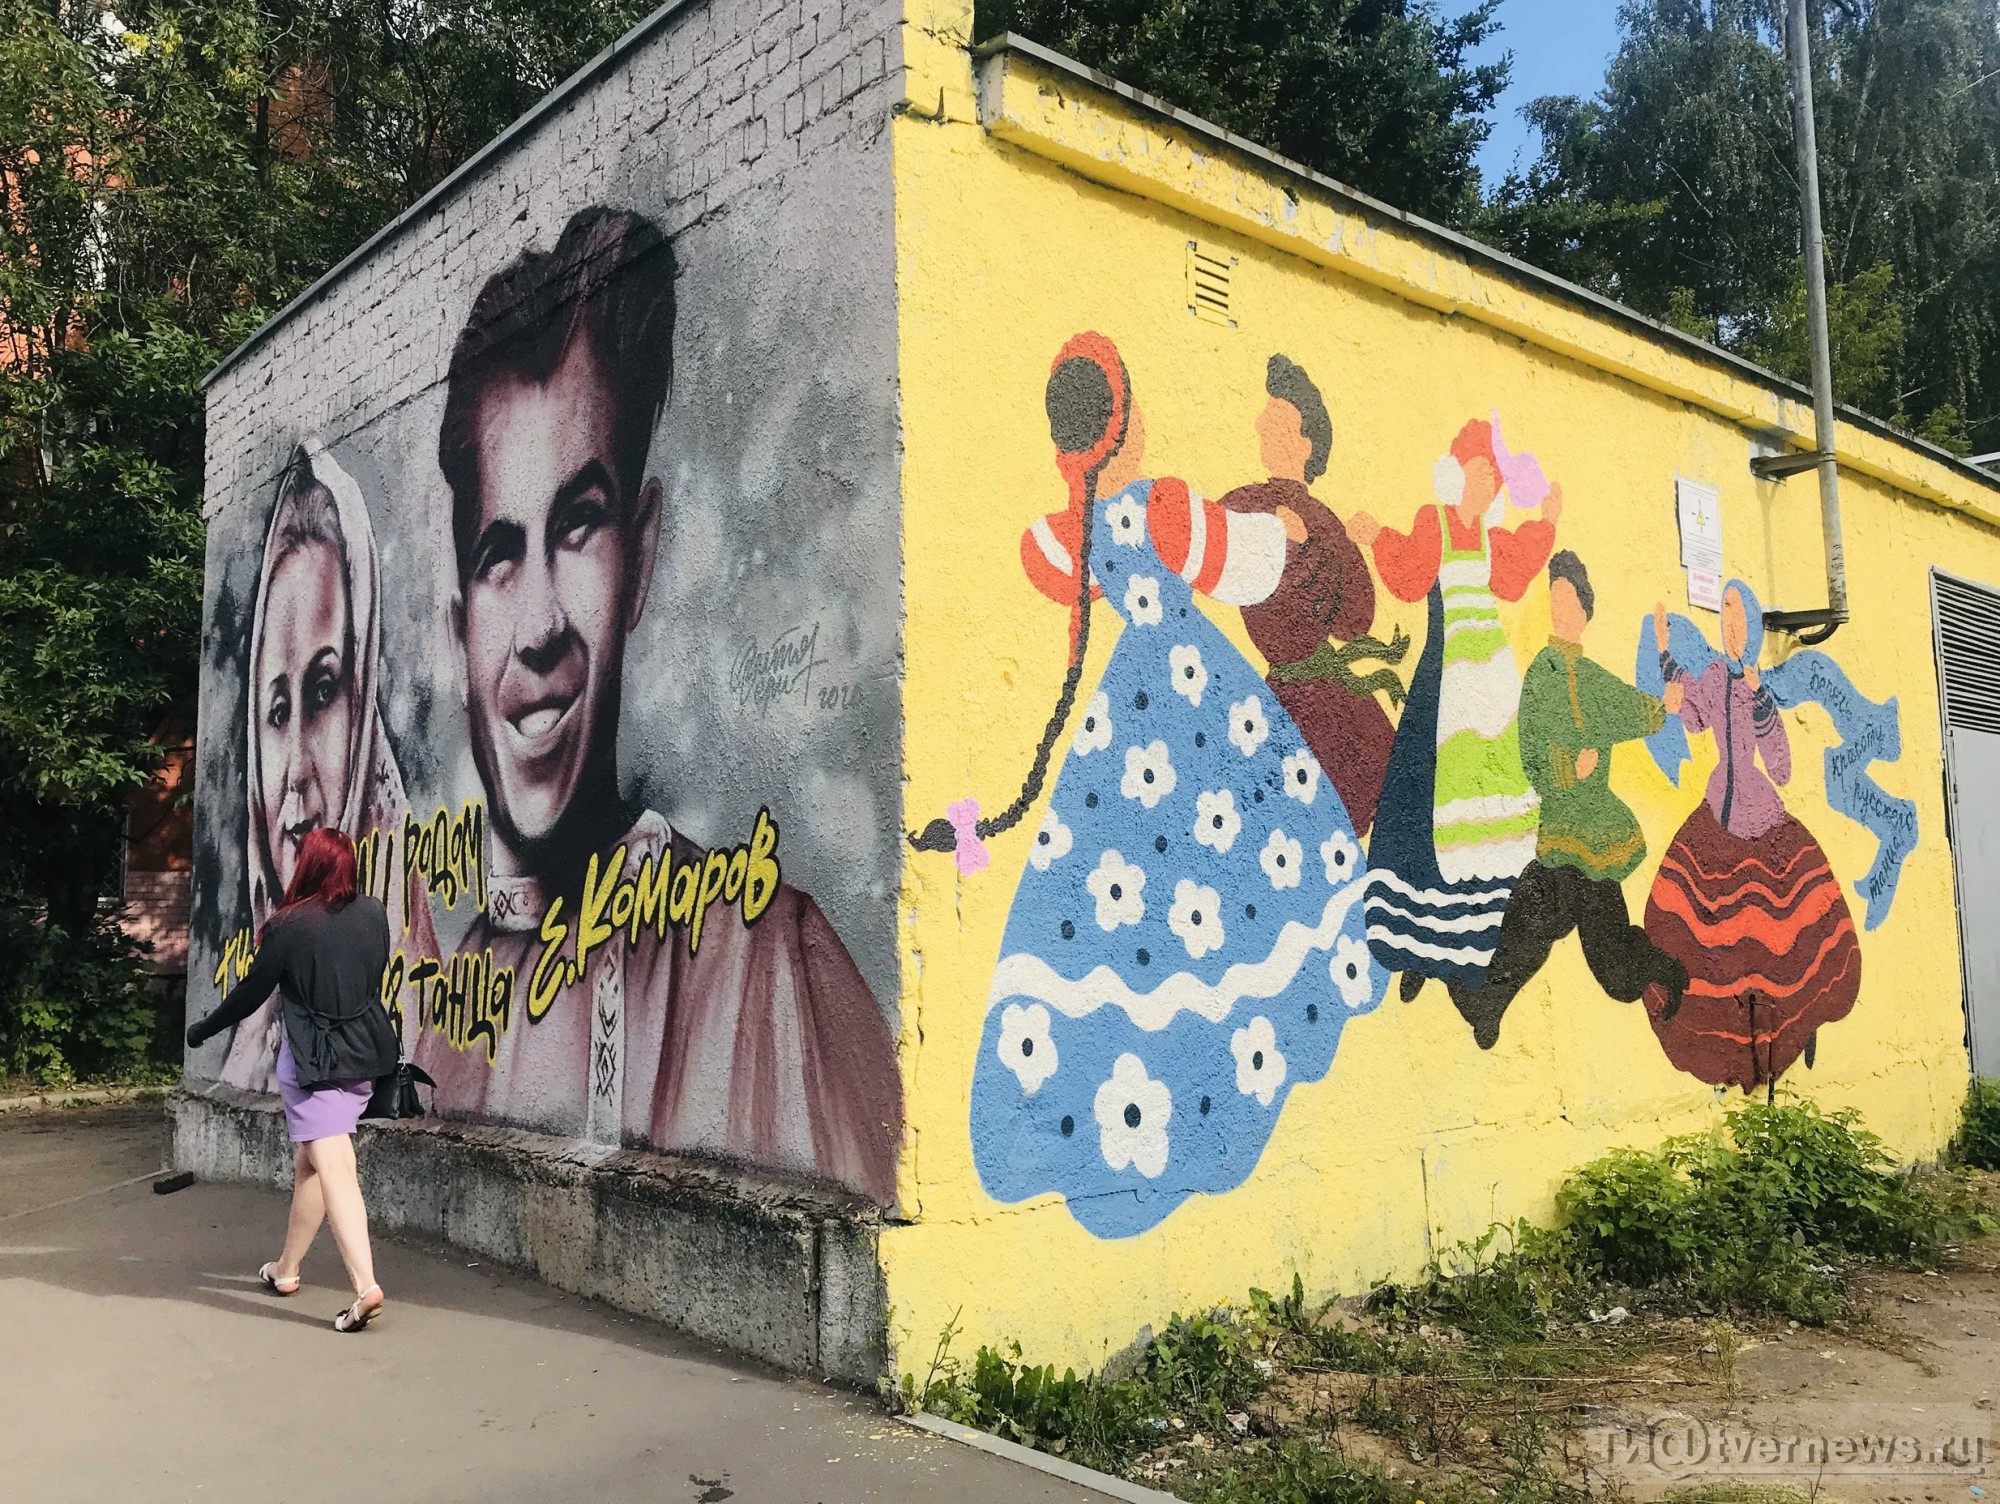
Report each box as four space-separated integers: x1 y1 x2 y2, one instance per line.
1187 241 1236 327
1935 571 2000 735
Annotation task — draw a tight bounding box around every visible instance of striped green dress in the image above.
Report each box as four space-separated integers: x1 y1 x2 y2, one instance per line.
1432 507 1541 881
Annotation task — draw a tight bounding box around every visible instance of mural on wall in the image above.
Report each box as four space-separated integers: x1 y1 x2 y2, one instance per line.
1350 419 1558 1001
1217 357 1404 837
1448 552 1689 1049
1635 582 1916 1090
965 334 1388 1239
196 206 904 1206
930 331 1924 1237
217 441 441 1095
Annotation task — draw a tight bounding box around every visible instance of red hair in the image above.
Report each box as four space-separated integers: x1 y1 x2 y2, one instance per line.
266 827 359 939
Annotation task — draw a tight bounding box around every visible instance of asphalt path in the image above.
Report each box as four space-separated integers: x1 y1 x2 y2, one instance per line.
0 1106 1100 1504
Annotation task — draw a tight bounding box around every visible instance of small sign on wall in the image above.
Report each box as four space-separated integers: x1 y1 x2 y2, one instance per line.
1676 476 1723 612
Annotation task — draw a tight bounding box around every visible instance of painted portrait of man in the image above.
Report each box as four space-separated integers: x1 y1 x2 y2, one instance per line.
411 205 902 1205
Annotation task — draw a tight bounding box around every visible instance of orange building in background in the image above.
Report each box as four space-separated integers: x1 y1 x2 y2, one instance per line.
123 739 193 978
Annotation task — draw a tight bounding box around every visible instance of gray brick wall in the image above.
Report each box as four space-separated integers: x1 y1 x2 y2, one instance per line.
192 0 909 1133
203 0 903 522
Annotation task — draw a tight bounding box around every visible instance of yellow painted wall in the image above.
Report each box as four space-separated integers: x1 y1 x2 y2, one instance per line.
885 9 1998 1378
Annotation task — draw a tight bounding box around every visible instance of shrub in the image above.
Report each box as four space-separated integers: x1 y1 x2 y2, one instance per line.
899 1099 1998 1498
1558 1147 1698 1285
1704 1101 1923 1261
1555 1099 1983 1321
0 914 169 1086
1957 1078 2000 1170
1369 1101 1984 1334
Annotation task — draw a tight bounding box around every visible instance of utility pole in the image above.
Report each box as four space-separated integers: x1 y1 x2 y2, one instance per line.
1758 0 1849 643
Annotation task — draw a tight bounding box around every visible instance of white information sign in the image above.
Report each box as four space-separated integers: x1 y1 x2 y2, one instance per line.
1676 476 1723 612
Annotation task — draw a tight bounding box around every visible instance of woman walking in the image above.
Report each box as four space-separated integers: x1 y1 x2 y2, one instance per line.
187 827 398 1331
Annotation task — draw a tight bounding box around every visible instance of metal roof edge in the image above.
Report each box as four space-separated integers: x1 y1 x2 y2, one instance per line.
973 32 2000 498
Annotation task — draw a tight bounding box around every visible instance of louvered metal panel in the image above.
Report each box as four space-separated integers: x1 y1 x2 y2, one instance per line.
1934 572 2000 734
1933 568 2000 1077
1186 240 1236 328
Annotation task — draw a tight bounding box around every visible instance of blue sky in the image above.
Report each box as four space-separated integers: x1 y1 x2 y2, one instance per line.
1469 0 1626 184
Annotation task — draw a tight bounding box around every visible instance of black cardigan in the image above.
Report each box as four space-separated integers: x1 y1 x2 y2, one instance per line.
188 897 400 1089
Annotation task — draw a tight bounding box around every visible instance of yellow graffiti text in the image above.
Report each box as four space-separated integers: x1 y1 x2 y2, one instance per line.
211 928 257 990
380 949 409 1046
525 807 783 1015
527 900 570 1022
404 948 516 1064
356 825 400 910
403 801 487 916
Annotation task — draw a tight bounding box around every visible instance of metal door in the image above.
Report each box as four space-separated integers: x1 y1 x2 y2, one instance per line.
1933 570 2000 1077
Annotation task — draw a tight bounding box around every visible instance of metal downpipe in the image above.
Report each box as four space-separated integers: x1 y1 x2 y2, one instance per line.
1764 0 1849 647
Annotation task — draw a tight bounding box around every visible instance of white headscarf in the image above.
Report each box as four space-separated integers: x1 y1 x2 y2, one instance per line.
243 438 404 928
223 439 429 1092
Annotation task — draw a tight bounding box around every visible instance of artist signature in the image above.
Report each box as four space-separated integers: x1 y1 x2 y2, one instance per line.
729 622 825 714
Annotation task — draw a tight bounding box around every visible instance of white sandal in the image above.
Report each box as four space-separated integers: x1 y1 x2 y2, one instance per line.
258 1262 301 1296
333 1285 384 1333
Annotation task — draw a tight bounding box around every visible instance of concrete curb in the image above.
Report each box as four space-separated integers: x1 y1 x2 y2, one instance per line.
0 1084 172 1115
171 1084 891 1383
897 1413 1183 1504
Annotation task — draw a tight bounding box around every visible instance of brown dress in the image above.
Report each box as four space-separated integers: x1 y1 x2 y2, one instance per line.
1218 476 1396 835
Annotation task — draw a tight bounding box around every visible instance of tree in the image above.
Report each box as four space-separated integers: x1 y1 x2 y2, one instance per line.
1746 259 1905 415
0 0 653 1078
1474 94 1668 294
975 0 1512 224
1475 0 2000 452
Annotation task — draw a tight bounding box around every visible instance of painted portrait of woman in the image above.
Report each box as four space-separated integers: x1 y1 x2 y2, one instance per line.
220 440 438 1091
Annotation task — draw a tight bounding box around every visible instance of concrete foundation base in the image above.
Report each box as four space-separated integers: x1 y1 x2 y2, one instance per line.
169 1085 888 1384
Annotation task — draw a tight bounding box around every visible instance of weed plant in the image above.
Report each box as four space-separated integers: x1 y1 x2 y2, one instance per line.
1957 1077 2000 1170
1556 1099 1992 1322
901 1100 1996 1501
900 1309 1263 1470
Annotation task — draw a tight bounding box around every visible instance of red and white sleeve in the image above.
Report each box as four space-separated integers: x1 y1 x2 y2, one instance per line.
1147 477 1287 606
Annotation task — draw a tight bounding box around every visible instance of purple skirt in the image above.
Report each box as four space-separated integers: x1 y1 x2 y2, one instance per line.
275 1036 374 1143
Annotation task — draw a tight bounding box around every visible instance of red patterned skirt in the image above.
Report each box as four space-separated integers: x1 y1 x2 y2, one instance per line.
1640 801 1860 1090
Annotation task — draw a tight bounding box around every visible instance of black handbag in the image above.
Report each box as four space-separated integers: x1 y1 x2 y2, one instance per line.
363 1061 436 1120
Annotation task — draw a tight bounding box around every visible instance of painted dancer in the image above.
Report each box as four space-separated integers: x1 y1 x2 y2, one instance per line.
1346 417 1558 999
968 333 1387 1239
415 206 900 1203
1217 355 1403 836
1449 553 1688 1048
1636 584 1912 1090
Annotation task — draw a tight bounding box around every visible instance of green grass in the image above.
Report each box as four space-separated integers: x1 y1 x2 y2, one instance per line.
902 1097 2000 1502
